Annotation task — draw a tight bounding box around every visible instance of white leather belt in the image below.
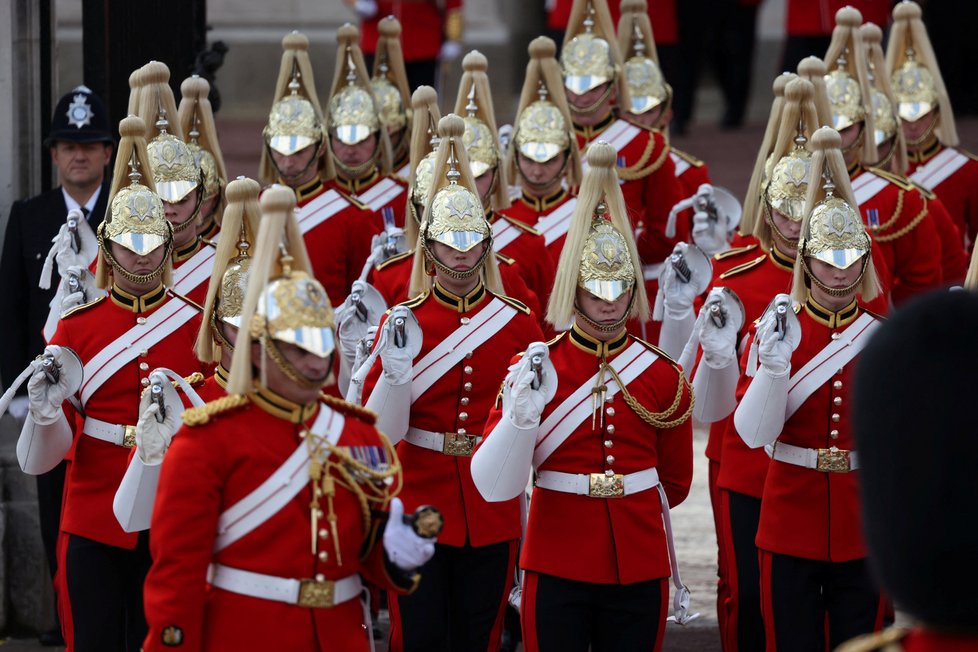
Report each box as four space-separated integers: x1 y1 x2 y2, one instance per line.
642 262 664 281
765 442 859 473
405 427 482 457
83 416 136 448
208 563 362 609
535 467 661 498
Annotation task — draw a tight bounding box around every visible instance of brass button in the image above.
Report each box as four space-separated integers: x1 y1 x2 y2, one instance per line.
831 413 840 423
457 428 467 435
606 424 615 435
604 440 613 448
836 369 844 376
831 332 840 340
830 430 839 439
460 397 469 406
315 573 325 582
463 366 473 375
604 469 615 477
319 528 328 540
833 381 843 390
459 412 468 421
833 396 842 406
606 455 615 465
137 317 147 325
140 378 150 387
460 317 471 325
316 509 324 518
463 382 473 391
464 351 473 359
318 551 328 562
139 349 149 357
606 407 615 417
139 362 149 371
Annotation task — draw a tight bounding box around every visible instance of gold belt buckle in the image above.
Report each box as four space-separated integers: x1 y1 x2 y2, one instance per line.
297 578 335 608
816 446 851 473
588 472 625 498
122 425 137 448
442 432 477 457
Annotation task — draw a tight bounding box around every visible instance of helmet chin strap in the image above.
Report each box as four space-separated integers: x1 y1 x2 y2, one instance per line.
99 235 174 286
262 336 333 391
802 254 868 298
568 82 615 116
267 140 325 187
422 237 492 282
332 136 380 181
518 152 569 194
573 289 635 334
763 203 800 251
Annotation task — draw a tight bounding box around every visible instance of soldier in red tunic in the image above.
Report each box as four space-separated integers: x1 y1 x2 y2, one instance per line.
363 115 544 651
887 1 978 252
259 32 374 308
143 185 437 651
500 37 583 266
560 0 684 340
177 74 228 241
13 116 208 651
824 7 943 304
471 140 694 651
455 50 554 317
838 290 978 652
734 126 886 650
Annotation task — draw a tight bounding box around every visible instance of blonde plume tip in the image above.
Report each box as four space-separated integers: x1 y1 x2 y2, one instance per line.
282 31 309 51
528 36 557 60
143 61 170 86
438 114 465 139
585 141 618 170
225 177 261 204
893 1 922 21
797 56 826 78
773 72 797 96
835 6 863 27
337 23 360 44
784 78 814 103
180 75 210 99
378 16 402 38
260 184 298 215
411 85 438 110
811 126 842 151
462 50 488 73
118 115 147 139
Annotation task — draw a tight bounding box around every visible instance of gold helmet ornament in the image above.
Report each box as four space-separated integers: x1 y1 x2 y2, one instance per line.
561 0 629 113
327 24 392 176
860 22 908 173
260 32 329 184
547 140 649 331
886 1 959 147
408 115 503 297
454 50 511 210
509 37 582 188
227 185 334 394
617 0 671 118
741 72 795 240
138 63 202 208
792 126 880 302
823 7 878 163
407 85 441 240
95 116 174 290
179 75 229 227
195 177 263 363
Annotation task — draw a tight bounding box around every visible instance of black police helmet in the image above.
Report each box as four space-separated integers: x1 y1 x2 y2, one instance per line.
45 85 113 146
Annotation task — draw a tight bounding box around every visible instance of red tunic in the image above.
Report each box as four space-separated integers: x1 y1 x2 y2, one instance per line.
144 391 413 652
786 0 891 37
498 188 577 266
740 298 879 562
852 166 943 304
171 238 212 307
359 0 463 61
483 326 692 584
49 285 206 549
547 0 679 45
906 140 978 250
362 282 544 548
488 210 556 315
925 193 968 285
331 169 408 231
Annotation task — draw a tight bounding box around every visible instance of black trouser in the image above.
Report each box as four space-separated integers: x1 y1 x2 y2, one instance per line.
363 55 438 92
388 539 515 652
522 571 668 652
720 489 765 652
760 551 883 652
37 460 67 577
64 532 151 652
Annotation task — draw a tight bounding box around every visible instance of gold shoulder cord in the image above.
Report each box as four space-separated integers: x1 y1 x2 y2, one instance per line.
874 197 928 243
181 394 251 426
306 430 402 563
617 134 671 181
603 362 694 429
867 189 905 234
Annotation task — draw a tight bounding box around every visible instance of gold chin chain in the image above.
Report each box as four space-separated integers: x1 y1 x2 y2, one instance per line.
596 358 694 430
305 429 402 564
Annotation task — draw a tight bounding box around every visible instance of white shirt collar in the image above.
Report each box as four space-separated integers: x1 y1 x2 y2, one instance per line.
61 184 102 216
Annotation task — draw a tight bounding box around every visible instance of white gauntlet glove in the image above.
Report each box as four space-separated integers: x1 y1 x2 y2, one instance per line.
26 346 81 424
353 0 378 19
503 343 555 430
697 295 740 369
134 373 181 465
59 267 99 315
753 297 798 377
379 307 419 386
691 209 729 257
655 243 713 321
383 498 436 571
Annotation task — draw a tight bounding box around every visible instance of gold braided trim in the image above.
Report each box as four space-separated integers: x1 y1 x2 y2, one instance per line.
181 393 251 426
604 363 694 429
320 393 378 425
874 197 928 243
867 190 905 234
617 134 671 181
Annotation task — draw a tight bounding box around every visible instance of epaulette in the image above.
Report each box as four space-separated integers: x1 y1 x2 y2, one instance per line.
909 180 936 200
375 249 414 271
718 254 767 280
671 147 705 168
61 294 107 319
632 335 681 369
177 372 206 390
546 331 568 347
492 293 531 315
181 393 251 426
333 187 371 211
499 215 543 236
867 166 915 191
320 393 377 425
495 252 516 265
714 243 759 261
834 627 908 652
201 238 218 249
859 306 886 322
166 289 204 312
398 290 429 310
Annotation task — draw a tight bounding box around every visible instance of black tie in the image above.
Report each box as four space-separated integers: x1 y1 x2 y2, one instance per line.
80 206 91 224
